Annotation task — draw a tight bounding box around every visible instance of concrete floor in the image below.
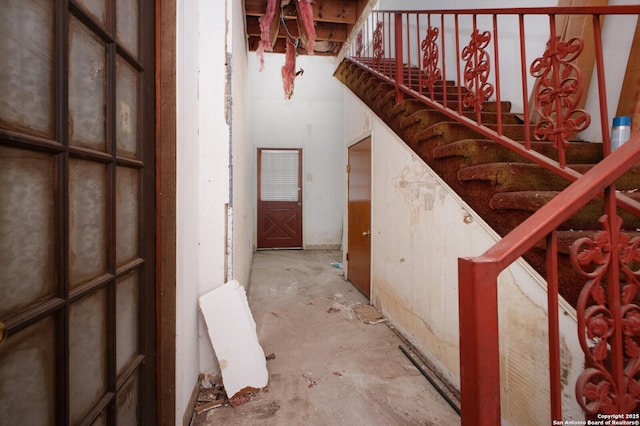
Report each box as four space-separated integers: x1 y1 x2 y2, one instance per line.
192 250 460 425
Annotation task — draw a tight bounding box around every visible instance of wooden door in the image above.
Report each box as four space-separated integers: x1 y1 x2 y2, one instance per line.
347 137 372 298
0 0 156 424
257 148 303 249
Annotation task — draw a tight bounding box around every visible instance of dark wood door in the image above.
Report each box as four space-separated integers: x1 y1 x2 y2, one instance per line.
347 137 372 297
257 148 303 249
0 0 156 424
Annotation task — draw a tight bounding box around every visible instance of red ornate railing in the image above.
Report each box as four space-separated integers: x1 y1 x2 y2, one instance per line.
345 6 640 425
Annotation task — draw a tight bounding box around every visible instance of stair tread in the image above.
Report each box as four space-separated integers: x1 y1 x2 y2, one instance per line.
458 163 571 191
433 139 604 165
490 190 640 229
461 162 640 191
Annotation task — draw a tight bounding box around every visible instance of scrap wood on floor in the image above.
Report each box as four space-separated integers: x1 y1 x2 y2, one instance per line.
353 303 386 324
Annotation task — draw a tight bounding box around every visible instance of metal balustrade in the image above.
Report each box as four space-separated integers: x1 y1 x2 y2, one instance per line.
344 6 640 425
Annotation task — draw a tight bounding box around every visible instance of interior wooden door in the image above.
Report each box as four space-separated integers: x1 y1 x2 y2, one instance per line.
347 137 372 298
0 0 156 424
257 148 303 249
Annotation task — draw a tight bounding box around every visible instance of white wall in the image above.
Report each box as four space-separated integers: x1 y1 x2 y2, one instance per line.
230 0 254 294
176 0 237 422
248 53 345 249
176 0 202 422
343 90 585 424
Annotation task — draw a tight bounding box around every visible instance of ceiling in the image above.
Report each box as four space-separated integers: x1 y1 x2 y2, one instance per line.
244 0 371 56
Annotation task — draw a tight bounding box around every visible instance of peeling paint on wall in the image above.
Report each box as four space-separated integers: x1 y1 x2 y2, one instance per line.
348 90 585 425
392 162 446 225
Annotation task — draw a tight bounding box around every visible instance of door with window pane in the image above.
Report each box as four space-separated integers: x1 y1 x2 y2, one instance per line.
257 148 303 249
0 0 156 424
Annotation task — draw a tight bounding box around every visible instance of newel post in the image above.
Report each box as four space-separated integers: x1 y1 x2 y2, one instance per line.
394 13 404 103
458 257 501 426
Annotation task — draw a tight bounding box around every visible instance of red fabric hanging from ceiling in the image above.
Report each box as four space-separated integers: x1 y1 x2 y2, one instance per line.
257 0 278 71
281 38 296 99
297 0 316 54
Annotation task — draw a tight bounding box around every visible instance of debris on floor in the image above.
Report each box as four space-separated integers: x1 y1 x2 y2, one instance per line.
330 261 342 268
229 393 253 407
326 306 341 313
193 382 227 415
199 280 269 399
190 251 461 425
353 304 386 324
302 373 317 388
265 353 276 361
192 379 265 417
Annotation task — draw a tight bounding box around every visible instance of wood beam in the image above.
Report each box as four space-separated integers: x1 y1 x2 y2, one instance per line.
246 16 348 42
245 0 357 24
248 37 339 55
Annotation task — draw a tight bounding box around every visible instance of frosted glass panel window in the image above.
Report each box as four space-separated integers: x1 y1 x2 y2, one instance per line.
116 271 139 375
0 317 55 425
0 146 55 319
260 150 299 202
76 0 106 25
117 0 139 57
116 371 139 425
116 56 139 159
69 289 107 424
69 16 106 151
69 159 107 286
0 0 54 137
116 166 139 266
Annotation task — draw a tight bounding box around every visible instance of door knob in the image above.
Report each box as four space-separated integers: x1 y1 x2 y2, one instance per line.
0 322 6 347
362 230 371 237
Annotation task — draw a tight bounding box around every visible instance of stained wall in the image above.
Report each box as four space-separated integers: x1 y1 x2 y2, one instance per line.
343 90 585 424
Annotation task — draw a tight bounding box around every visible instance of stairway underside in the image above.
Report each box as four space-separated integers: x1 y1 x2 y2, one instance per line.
335 58 640 307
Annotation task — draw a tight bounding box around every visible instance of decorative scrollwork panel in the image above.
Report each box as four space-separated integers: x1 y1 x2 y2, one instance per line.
461 29 494 112
356 30 363 57
421 26 441 92
373 21 384 66
530 37 591 158
571 216 640 415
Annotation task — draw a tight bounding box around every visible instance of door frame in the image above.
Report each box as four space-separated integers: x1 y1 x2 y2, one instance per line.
156 0 177 424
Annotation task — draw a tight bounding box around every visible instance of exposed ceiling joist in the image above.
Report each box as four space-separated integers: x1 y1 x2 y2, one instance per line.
245 0 371 57
245 0 358 24
248 37 339 55
246 16 348 42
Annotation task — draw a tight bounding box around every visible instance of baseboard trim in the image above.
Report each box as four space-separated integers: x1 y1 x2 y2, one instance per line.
304 244 341 250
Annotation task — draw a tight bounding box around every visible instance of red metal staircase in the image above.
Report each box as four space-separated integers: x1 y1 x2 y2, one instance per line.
335 7 640 424
335 57 640 307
